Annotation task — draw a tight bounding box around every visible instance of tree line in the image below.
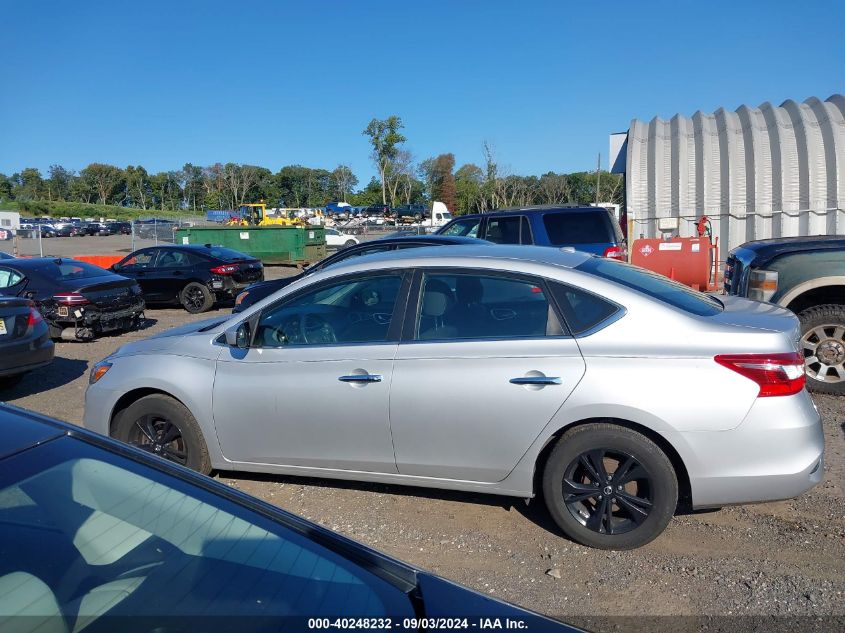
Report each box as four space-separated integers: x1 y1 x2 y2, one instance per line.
0 116 623 216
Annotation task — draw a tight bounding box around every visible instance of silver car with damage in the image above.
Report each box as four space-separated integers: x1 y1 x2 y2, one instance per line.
84 245 824 549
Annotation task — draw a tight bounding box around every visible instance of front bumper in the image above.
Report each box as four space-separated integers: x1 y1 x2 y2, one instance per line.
684 390 824 508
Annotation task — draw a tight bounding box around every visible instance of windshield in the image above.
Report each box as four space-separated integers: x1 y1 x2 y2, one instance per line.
0 437 413 623
577 257 723 316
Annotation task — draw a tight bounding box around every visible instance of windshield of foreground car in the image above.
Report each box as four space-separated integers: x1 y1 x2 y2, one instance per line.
577 257 723 316
0 438 414 624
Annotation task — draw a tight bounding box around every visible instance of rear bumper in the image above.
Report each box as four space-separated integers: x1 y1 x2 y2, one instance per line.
45 298 145 335
684 391 824 508
210 274 264 297
0 334 54 377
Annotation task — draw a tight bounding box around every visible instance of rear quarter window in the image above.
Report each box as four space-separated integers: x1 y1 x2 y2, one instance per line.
578 258 723 316
548 282 619 335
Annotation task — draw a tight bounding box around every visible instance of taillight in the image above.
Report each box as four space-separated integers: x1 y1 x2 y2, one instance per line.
714 352 805 397
53 293 90 305
210 264 239 275
603 246 626 261
27 305 43 327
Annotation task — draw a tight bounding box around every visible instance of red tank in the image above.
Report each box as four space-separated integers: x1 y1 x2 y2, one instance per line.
630 236 719 291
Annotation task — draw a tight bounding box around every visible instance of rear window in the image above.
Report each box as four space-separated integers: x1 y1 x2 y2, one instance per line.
203 247 251 262
34 261 109 281
577 258 723 316
543 211 612 245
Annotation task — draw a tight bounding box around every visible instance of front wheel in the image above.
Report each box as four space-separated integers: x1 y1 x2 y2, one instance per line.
343 239 356 247
180 282 214 314
798 304 845 395
542 423 678 550
113 394 211 474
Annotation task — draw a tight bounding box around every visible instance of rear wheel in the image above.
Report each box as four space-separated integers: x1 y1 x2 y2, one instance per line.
343 239 356 248
113 394 211 474
542 423 677 550
180 282 214 314
798 304 845 395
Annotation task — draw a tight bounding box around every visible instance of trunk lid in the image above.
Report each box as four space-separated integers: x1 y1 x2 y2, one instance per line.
64 276 139 309
707 295 800 344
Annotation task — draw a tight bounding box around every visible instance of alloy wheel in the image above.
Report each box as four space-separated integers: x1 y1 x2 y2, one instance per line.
562 448 654 535
801 324 845 383
184 287 206 311
130 415 188 465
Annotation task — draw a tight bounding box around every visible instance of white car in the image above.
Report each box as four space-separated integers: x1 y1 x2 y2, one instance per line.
324 228 359 249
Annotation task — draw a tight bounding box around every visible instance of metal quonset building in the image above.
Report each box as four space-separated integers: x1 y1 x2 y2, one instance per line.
610 94 845 252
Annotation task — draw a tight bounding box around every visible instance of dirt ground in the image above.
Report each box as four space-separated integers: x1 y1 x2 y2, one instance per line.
1 254 843 631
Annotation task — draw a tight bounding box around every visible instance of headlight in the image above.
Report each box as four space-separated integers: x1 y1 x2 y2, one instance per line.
89 361 113 385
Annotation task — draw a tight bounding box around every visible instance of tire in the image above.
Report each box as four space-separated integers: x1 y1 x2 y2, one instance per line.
542 423 678 550
343 239 356 247
798 304 845 395
113 394 211 474
179 282 214 314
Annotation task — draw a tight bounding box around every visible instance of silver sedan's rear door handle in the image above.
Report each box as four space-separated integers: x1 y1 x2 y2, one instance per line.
338 374 383 383
509 376 562 386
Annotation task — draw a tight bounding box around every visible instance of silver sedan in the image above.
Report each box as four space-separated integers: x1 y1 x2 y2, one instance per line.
84 245 824 549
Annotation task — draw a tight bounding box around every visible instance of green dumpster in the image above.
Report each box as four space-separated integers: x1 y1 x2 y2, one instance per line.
175 226 326 265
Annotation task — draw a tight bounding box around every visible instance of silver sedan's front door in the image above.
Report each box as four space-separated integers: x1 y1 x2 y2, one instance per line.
213 271 407 473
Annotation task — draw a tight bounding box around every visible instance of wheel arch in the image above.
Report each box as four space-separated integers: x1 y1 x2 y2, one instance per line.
532 417 692 510
109 387 189 434
780 279 845 314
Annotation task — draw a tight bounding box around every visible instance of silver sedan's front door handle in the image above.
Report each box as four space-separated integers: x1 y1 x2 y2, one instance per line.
509 376 562 386
338 374 383 383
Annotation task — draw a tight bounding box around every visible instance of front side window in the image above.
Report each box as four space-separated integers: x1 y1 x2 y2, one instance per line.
439 217 479 238
254 273 403 347
0 438 412 623
119 251 156 270
156 250 196 268
414 272 564 341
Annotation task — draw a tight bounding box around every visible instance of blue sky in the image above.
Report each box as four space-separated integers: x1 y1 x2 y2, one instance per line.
2 0 843 183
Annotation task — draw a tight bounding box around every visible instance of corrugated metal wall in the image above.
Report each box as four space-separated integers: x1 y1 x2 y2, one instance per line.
626 94 845 253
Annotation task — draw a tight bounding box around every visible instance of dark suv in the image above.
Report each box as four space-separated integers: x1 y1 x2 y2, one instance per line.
725 235 845 395
393 204 428 220
436 206 626 259
361 204 391 218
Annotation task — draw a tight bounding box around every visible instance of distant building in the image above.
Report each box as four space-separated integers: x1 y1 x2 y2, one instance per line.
610 94 845 251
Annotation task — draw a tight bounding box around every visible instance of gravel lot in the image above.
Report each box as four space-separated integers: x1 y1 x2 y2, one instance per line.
1 238 843 631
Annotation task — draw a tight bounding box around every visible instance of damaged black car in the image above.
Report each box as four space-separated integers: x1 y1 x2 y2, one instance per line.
0 258 144 341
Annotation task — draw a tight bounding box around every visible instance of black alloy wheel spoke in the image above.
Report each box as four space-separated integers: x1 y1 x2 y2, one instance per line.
161 446 187 464
616 464 647 486
580 450 607 482
563 479 600 503
586 496 612 534
160 423 181 444
615 494 650 524
135 418 156 443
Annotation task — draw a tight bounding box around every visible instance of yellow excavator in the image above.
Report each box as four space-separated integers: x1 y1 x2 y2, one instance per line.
226 203 307 227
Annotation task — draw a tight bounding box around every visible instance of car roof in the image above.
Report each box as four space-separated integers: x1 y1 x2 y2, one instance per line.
457 205 605 218
324 243 592 274
374 235 486 246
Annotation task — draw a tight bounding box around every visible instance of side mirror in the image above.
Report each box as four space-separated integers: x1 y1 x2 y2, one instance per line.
225 322 251 348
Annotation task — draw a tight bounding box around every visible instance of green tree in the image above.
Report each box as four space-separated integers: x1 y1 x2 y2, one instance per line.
46 165 74 201
124 165 151 209
0 174 12 201
11 168 44 200
330 165 358 202
455 163 483 214
80 163 122 205
362 116 406 205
